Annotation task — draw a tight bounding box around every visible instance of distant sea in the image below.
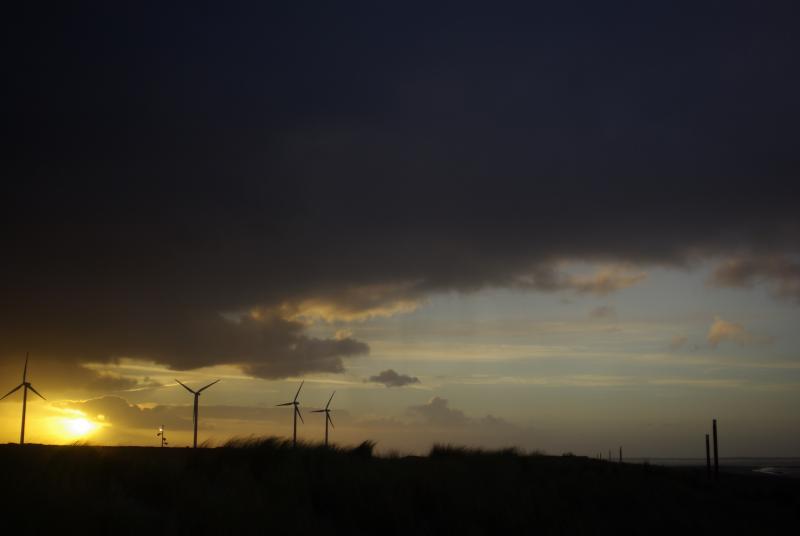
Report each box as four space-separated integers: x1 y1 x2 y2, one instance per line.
626 458 800 478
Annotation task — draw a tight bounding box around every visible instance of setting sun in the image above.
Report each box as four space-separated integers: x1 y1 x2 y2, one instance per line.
56 417 99 440
65 418 94 435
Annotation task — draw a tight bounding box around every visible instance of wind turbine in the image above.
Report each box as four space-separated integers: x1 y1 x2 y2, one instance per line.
312 391 335 447
277 381 304 447
175 379 219 448
1 352 46 445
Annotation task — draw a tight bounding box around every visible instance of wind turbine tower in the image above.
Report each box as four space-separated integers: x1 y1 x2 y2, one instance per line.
1 353 47 445
277 381 304 447
312 391 335 447
175 379 220 448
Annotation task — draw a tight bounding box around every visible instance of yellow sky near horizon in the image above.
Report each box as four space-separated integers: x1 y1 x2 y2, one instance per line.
1 267 799 456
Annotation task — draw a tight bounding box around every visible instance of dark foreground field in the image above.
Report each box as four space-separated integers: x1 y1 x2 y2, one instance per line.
1 440 798 534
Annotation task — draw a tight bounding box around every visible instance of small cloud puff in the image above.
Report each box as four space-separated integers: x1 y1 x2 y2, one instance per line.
368 369 420 388
707 317 769 348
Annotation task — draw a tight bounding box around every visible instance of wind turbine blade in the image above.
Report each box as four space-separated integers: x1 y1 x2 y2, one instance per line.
327 414 334 429
295 406 304 424
311 409 325 413
23 352 29 382
0 383 24 400
197 379 220 393
326 391 335 409
27 384 46 400
175 379 196 394
293 380 304 402
276 402 294 406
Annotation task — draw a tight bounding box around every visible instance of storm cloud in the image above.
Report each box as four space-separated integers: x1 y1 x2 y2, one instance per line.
2 3 799 379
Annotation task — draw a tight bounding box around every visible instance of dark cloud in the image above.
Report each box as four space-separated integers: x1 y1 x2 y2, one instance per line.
709 255 800 302
0 358 159 395
0 308 368 381
2 3 799 377
368 369 420 388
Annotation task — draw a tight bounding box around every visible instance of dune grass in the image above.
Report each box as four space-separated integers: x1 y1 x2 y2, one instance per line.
0 439 797 534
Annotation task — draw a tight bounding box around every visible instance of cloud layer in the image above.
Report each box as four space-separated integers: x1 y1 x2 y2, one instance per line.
2 3 799 379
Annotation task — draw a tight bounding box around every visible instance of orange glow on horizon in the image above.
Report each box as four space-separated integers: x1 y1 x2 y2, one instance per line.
45 409 104 443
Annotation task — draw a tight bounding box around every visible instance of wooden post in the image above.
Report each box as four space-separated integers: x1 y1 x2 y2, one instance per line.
712 419 719 481
705 434 711 480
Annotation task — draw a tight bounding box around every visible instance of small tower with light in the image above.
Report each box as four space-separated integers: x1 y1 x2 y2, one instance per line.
157 424 168 447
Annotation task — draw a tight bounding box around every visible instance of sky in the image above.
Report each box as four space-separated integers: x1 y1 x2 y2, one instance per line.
1 2 799 456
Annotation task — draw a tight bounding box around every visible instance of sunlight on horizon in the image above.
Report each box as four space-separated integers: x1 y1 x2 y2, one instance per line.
46 409 104 443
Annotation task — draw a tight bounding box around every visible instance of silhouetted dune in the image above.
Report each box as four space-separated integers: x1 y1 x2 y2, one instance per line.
0 440 797 534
